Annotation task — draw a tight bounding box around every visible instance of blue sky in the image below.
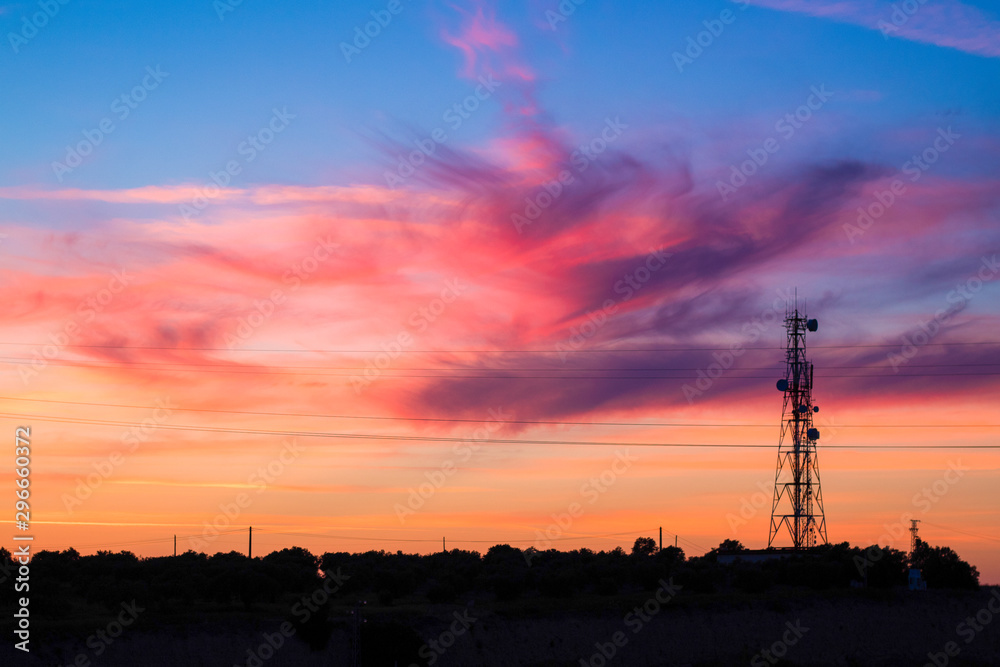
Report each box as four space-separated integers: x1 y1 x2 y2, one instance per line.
1 0 999 581
3 0 998 194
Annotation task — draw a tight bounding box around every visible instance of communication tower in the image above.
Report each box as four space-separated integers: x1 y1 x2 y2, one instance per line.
768 303 828 549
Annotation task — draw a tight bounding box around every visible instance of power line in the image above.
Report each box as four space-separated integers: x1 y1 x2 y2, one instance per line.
919 521 1000 545
33 526 246 550
4 358 999 378
257 528 651 545
4 396 999 429
37 527 675 553
263 531 437 543
34 523 1000 559
1 411 997 448
1 341 998 352
3 356 995 372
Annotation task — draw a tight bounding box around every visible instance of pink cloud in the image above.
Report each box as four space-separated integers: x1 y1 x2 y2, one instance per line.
0 184 238 204
440 1 521 79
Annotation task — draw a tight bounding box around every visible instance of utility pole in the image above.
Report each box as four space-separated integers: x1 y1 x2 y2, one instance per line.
249 526 253 559
909 519 921 558
659 527 662 552
173 535 176 557
443 536 446 553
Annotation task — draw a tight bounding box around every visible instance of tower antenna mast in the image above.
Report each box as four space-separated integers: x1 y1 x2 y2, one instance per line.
768 300 828 549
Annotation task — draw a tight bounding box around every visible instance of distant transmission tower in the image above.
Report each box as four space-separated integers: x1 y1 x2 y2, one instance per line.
909 519 921 557
768 302 828 549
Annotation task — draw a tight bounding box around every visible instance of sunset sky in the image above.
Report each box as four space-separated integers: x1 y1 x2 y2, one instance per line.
2 0 999 583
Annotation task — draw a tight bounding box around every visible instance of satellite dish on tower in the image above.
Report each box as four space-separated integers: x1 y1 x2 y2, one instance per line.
807 427 820 440
776 379 788 392
806 319 818 332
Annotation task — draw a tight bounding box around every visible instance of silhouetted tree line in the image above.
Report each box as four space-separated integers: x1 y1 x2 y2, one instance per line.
909 537 980 590
706 538 979 592
0 536 978 618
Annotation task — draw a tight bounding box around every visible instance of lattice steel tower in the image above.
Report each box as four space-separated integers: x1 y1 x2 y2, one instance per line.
909 519 921 557
768 304 828 549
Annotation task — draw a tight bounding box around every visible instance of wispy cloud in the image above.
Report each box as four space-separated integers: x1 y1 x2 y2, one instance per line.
745 0 1000 57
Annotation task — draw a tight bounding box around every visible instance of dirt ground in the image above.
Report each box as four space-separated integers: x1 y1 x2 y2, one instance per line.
7 587 999 666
